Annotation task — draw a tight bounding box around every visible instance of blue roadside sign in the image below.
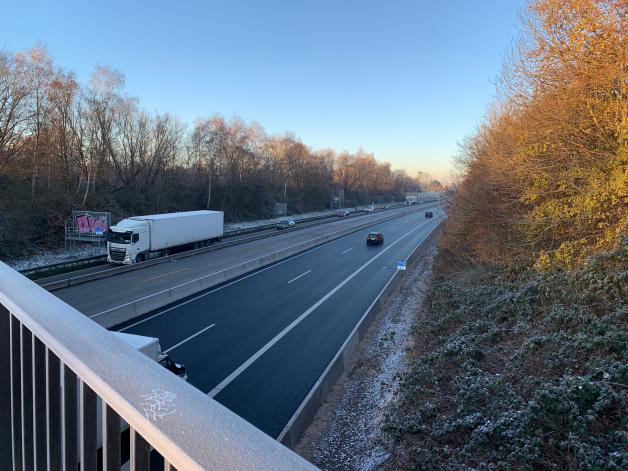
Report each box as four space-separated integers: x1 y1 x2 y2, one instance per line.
396 260 406 271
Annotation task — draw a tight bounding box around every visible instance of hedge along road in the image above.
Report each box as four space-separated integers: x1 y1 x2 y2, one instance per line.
50 205 427 319
115 208 442 438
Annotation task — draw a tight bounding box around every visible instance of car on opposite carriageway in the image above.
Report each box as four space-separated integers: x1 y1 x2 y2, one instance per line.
276 219 296 230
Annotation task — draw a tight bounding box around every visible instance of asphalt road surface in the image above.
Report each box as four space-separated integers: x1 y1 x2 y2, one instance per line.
115 208 442 438
51 205 428 317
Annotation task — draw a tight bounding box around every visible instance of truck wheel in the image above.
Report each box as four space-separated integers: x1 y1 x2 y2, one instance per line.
136 254 145 263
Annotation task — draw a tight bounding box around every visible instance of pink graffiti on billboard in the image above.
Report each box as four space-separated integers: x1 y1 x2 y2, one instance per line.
75 213 109 234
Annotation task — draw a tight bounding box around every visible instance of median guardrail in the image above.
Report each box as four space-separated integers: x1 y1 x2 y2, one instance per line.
88 207 428 328
38 204 418 291
27 203 407 286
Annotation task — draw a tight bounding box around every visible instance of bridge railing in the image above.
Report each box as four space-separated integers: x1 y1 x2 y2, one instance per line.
0 261 318 471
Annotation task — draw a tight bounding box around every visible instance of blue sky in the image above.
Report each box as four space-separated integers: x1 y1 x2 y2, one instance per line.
2 0 525 181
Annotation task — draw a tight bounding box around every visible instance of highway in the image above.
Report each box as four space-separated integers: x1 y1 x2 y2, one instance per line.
32 209 375 286
51 205 429 318
114 208 442 438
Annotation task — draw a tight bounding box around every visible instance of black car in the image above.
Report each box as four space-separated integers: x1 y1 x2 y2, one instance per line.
159 354 187 381
425 211 433 218
366 231 384 245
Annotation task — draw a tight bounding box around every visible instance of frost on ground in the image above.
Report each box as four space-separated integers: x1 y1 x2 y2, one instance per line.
223 209 335 231
6 244 107 271
5 205 385 271
223 204 380 231
296 238 438 471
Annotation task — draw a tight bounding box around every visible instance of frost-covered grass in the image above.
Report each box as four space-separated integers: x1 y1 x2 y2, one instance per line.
224 207 342 231
383 244 627 470
7 245 107 272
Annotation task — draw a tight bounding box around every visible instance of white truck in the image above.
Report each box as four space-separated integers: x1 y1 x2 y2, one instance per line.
114 331 187 380
405 196 418 205
107 210 223 264
75 332 186 463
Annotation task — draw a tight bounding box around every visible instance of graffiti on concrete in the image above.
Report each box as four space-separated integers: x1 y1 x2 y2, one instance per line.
140 389 177 421
75 213 109 234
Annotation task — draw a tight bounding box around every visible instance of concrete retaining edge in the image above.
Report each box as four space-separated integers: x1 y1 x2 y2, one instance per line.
90 208 430 329
276 219 443 449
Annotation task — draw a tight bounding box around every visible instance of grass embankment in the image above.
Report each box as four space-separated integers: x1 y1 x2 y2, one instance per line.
383 244 627 469
381 0 627 466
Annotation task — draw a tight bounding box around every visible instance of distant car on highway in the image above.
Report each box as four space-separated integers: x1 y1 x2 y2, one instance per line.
364 206 375 213
336 209 351 217
366 231 384 245
425 211 433 218
276 219 295 230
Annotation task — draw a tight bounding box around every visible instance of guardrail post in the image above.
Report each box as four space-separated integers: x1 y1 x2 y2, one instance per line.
0 307 11 466
130 427 150 471
33 337 48 468
46 349 62 471
80 381 98 470
103 404 121 471
10 315 23 470
21 325 34 469
63 366 78 470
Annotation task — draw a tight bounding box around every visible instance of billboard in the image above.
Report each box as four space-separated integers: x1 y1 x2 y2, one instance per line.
72 211 111 235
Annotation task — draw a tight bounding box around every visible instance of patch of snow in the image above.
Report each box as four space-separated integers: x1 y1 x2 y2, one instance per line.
5 204 394 272
5 244 107 272
223 205 382 232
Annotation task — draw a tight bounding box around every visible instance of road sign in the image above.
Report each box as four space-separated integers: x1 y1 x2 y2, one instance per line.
396 260 406 271
95 227 104 235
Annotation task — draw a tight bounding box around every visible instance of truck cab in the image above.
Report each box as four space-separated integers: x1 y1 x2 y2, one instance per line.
107 219 149 264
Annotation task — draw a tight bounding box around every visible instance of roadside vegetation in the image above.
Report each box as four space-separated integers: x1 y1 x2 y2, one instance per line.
384 0 626 469
0 49 443 259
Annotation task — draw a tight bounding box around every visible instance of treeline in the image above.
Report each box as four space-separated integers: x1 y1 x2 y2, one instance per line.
0 47 440 257
383 1 626 469
442 0 626 270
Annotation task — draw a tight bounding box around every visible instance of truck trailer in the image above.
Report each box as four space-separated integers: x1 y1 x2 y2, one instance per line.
114 331 187 380
69 332 186 463
107 210 223 264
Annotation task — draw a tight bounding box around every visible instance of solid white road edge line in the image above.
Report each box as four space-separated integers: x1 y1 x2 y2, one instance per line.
162 323 216 354
288 270 312 284
99 226 361 322
143 267 188 282
115 209 423 331
206 218 433 398
276 218 442 442
116 230 363 331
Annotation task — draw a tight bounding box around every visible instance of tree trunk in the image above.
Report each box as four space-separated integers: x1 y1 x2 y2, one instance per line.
206 169 212 209
82 167 91 207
